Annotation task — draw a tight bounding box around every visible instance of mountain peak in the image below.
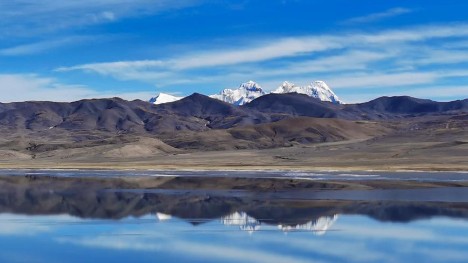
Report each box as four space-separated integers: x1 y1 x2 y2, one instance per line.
274 82 293 93
210 81 266 105
150 80 342 106
313 80 330 89
149 93 182 105
273 80 342 104
240 80 263 92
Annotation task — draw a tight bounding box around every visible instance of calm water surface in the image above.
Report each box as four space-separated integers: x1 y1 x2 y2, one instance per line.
0 170 467 263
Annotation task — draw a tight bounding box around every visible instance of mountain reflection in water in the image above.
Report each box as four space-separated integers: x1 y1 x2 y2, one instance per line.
220 211 338 235
1 174 468 225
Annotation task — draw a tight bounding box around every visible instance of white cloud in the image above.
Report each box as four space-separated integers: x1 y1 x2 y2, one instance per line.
343 7 412 24
100 11 116 21
56 60 168 82
251 50 395 78
0 74 90 102
0 36 96 56
6 22 464 101
57 36 344 73
0 74 155 102
406 49 468 66
56 23 468 81
358 24 468 43
170 37 343 69
0 0 202 37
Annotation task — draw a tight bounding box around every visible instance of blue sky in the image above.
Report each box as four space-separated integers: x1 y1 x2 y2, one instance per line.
1 0 468 102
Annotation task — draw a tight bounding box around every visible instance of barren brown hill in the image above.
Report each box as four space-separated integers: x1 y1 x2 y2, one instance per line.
164 117 389 150
0 94 466 170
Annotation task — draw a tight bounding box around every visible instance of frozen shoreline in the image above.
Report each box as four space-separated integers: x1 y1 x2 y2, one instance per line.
0 168 468 182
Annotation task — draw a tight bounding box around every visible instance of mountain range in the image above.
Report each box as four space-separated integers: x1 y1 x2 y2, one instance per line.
150 80 342 105
0 92 466 161
272 80 342 104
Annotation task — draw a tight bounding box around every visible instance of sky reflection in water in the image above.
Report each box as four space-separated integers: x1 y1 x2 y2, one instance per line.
1 211 467 263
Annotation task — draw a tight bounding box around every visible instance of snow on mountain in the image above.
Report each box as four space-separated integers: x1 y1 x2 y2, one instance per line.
210 81 266 106
221 211 338 235
278 215 339 235
272 81 343 104
149 80 341 105
153 210 337 235
149 93 183 105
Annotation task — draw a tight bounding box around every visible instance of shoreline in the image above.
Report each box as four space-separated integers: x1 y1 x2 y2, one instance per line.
0 165 467 180
0 163 467 173
1 172 468 194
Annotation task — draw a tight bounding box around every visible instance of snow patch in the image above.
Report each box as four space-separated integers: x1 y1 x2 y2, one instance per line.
272 80 342 104
210 81 265 105
149 93 182 104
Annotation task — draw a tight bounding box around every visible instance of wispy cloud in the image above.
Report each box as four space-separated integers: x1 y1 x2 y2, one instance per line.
172 37 343 69
56 60 169 82
0 0 203 37
57 36 344 73
54 23 468 99
343 7 412 25
0 36 96 56
251 50 395 77
401 49 468 66
57 23 468 75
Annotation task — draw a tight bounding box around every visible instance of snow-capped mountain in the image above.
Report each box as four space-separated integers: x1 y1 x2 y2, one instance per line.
272 81 342 104
149 80 341 106
149 93 182 105
210 81 266 105
153 210 337 235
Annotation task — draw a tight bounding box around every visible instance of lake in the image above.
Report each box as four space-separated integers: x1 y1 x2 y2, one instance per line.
0 170 467 263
